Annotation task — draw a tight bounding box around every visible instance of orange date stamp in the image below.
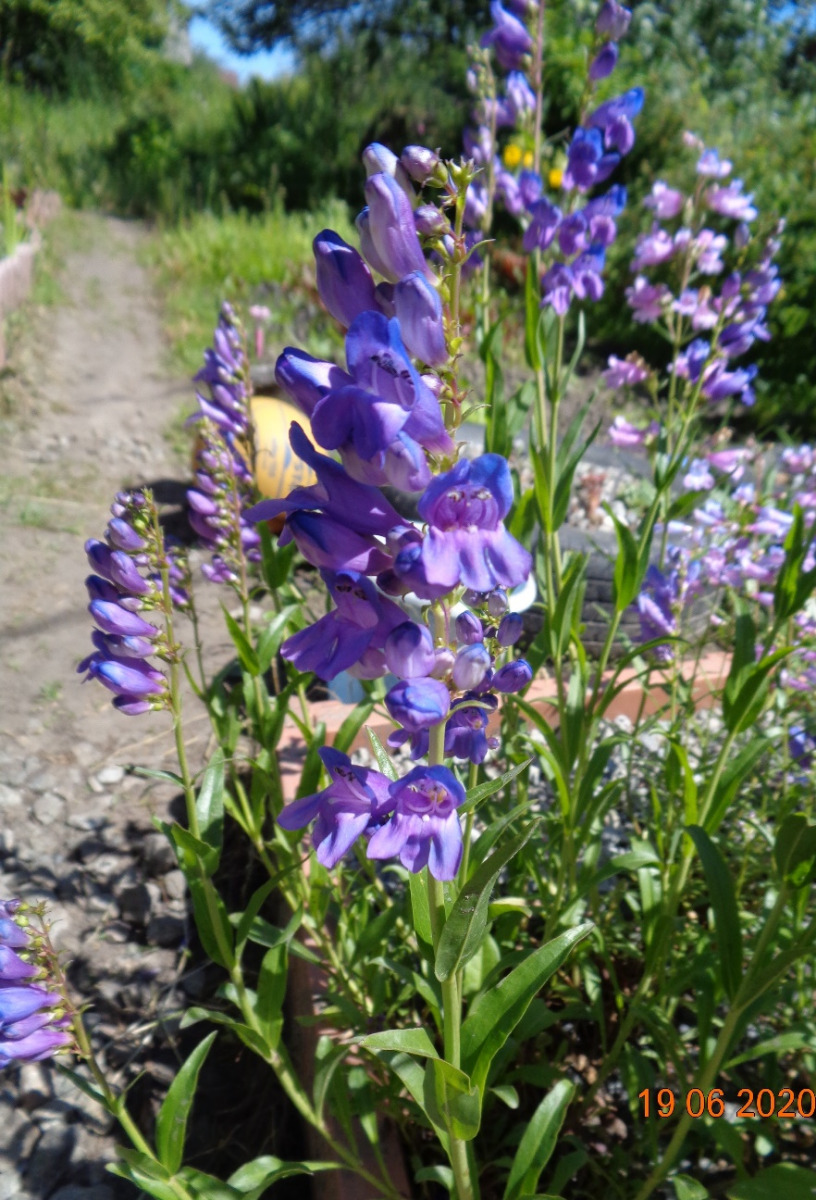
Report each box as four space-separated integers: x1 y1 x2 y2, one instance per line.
638 1087 816 1120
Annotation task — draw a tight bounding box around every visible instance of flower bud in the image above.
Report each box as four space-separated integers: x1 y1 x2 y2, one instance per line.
493 659 533 693
452 644 492 690
88 600 156 639
364 174 429 283
313 230 378 328
106 518 147 553
456 612 484 644
596 1 631 39
394 272 447 367
400 145 444 186
385 677 451 731
430 647 456 679
497 612 523 646
487 590 509 617
589 42 618 81
384 621 437 679
415 205 449 237
363 142 400 177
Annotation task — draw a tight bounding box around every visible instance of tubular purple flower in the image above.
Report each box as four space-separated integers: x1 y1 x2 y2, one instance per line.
364 173 429 283
394 273 448 366
705 181 757 221
523 199 562 252
497 612 523 646
385 677 451 732
456 611 484 644
506 71 536 119
415 204 449 237
590 42 618 81
88 600 157 640
452 643 492 690
87 656 167 699
0 944 38 981
106 517 147 553
626 276 670 323
282 511 391 575
697 149 732 178
541 263 573 315
480 1 534 71
275 349 353 418
596 0 632 38
418 455 532 593
313 230 378 328
644 181 684 220
400 146 443 185
603 356 650 389
492 659 533 692
384 621 437 679
367 765 466 880
0 986 59 1023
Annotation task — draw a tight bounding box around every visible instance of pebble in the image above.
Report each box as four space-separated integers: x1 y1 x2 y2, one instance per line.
163 869 187 902
33 792 66 826
147 913 186 947
141 832 176 876
95 765 124 787
23 1122 76 1193
0 784 23 809
17 1064 52 1112
25 770 60 794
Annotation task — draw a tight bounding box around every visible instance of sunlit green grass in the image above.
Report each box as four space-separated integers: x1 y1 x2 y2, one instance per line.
143 201 355 373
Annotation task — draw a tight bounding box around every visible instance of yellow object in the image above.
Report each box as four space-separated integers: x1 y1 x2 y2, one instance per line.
548 167 564 190
502 143 523 169
522 150 534 170
250 395 317 500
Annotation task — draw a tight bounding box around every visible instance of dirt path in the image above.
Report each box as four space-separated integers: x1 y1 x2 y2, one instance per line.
0 214 212 1198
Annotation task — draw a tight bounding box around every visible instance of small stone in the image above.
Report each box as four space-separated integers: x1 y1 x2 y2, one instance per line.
95 765 124 787
0 829 15 855
72 742 100 769
22 1121 76 1193
33 792 65 826
146 913 186 947
18 1063 52 1111
117 882 159 926
0 1168 24 1200
86 776 105 795
0 783 24 808
25 769 59 794
141 832 176 876
163 869 186 902
67 812 108 832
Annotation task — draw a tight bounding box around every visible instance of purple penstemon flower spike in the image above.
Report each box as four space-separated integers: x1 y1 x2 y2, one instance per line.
0 901 72 1066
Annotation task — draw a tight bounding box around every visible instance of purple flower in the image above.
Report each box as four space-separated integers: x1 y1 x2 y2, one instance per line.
506 71 536 119
644 181 684 220
456 611 484 644
418 455 532 593
0 902 72 1066
541 263 574 315
480 1 534 71
523 199 562 252
277 748 393 869
400 145 443 185
563 128 619 192
626 275 670 323
492 659 533 692
558 212 588 257
276 349 353 418
394 273 448 366
596 0 632 39
363 173 429 282
572 246 606 301
497 612 523 645
789 724 816 769
697 149 732 178
384 621 437 679
603 356 649 390
607 416 655 447
590 42 618 81
452 643 492 690
281 511 391 574
682 458 715 492
632 225 676 267
705 181 757 222
637 565 677 661
385 678 451 732
313 230 377 328
587 88 644 154
367 766 466 880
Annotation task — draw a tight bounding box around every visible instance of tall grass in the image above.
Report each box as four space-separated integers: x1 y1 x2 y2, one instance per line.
143 201 356 372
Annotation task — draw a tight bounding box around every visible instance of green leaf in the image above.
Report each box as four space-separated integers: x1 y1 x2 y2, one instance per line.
503 1079 574 1200
55 1064 105 1107
186 873 235 970
196 749 225 871
255 943 288 1048
461 923 593 1093
423 1057 481 1141
722 613 787 734
464 759 532 810
221 606 260 675
725 1029 814 1069
578 848 660 898
358 1027 439 1059
704 738 769 833
377 1051 449 1151
312 1037 349 1123
366 727 399 779
295 722 326 800
773 814 816 886
176 1167 243 1200
553 414 600 532
129 767 184 786
673 1176 711 1200
773 504 816 621
686 826 743 1001
665 740 698 825
491 1084 520 1109
410 869 434 948
155 1031 217 1174
609 510 641 610
435 823 539 982
256 606 300 675
726 1164 816 1199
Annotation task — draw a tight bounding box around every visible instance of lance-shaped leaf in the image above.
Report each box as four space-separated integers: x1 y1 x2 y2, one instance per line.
155 1031 217 1174
435 824 538 982
686 826 743 1001
773 814 816 887
503 1079 574 1200
461 923 593 1094
423 1057 481 1141
196 749 225 871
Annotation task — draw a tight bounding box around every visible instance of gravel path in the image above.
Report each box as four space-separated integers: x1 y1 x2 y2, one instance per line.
0 214 210 1199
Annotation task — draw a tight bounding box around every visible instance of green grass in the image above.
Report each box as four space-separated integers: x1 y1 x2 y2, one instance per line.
143 200 355 373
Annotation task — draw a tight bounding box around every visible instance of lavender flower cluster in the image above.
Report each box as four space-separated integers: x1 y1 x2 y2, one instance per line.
186 302 261 585
0 902 71 1067
605 134 783 408
248 144 536 879
466 0 642 313
78 491 185 714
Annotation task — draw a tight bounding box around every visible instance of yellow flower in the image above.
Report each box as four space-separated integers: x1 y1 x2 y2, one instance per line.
548 167 564 190
503 143 523 169
522 151 534 169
